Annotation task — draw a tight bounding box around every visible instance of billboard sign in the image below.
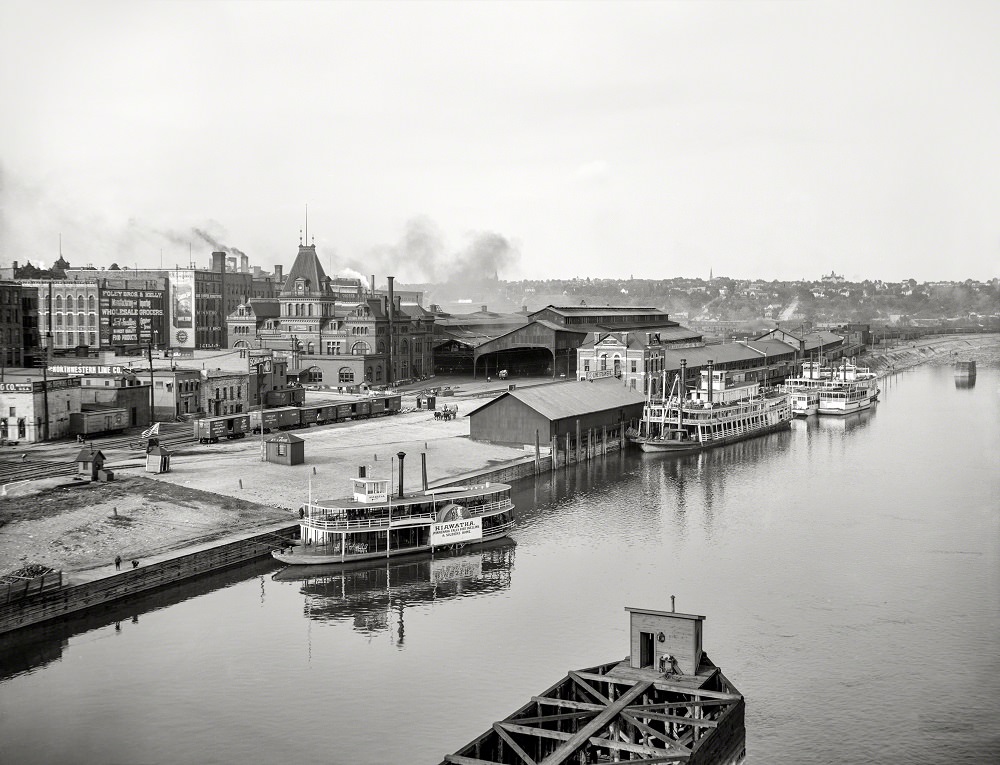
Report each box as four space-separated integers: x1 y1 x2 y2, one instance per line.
169 270 196 349
430 517 482 548
99 288 166 348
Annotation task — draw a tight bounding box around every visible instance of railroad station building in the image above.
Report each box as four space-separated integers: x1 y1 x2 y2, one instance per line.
226 242 434 387
465 305 693 380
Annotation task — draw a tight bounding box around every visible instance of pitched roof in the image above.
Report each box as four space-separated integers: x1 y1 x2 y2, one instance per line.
281 244 329 295
468 379 646 421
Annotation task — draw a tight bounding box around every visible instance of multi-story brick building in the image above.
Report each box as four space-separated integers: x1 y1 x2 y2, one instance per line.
0 281 24 369
226 242 434 387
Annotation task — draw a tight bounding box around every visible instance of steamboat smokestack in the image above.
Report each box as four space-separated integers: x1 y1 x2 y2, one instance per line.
396 451 406 497
707 360 714 404
679 358 686 400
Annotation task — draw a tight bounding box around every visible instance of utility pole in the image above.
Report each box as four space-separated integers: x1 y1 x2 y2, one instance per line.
147 334 155 420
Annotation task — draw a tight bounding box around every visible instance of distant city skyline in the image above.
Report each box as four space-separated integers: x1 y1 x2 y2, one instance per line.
1 1 998 284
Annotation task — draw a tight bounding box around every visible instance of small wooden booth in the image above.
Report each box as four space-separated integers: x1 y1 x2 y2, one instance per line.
264 432 304 466
74 449 106 481
145 446 172 474
416 393 436 410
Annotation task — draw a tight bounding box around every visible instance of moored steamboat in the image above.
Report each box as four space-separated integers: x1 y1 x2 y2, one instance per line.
627 359 792 453
273 458 515 566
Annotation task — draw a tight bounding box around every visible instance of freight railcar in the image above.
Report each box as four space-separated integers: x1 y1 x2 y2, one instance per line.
70 409 129 437
250 406 303 433
194 414 251 443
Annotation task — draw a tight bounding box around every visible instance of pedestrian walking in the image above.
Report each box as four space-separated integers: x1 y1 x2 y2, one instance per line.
114 555 122 571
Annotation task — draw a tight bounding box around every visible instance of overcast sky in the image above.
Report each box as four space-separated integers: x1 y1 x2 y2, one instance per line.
1 0 997 284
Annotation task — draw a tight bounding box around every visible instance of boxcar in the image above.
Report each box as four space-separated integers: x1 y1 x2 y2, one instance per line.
353 400 371 418
250 406 303 433
370 397 386 415
335 403 353 421
383 394 402 414
70 409 129 436
299 405 322 427
195 414 251 443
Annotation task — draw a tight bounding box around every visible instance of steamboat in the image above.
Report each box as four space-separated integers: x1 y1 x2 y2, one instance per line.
273 457 515 566
627 359 792 453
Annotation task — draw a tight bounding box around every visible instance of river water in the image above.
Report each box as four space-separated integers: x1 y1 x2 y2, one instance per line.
1 363 998 764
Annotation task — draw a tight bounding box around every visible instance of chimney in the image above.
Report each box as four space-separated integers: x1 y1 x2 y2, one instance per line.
706 359 714 404
240 253 249 273
387 276 395 385
358 465 367 478
396 451 406 497
370 274 376 295
274 265 283 284
481 304 488 313
211 251 225 272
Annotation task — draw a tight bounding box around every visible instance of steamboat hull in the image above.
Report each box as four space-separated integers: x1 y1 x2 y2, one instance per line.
272 526 513 566
632 418 791 453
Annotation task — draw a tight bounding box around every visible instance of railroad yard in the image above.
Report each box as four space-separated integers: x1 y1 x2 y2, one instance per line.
0 382 531 578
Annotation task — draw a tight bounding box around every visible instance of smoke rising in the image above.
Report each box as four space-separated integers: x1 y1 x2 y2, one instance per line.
346 216 519 290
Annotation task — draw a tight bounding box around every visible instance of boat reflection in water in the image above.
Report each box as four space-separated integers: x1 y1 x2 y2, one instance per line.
811 405 877 434
272 539 515 641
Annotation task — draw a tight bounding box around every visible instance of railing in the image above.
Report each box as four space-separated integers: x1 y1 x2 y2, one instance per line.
301 498 514 532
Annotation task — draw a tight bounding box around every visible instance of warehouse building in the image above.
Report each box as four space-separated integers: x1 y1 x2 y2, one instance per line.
467 379 646 449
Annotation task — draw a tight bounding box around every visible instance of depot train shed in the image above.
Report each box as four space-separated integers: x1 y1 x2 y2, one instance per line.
467 379 646 447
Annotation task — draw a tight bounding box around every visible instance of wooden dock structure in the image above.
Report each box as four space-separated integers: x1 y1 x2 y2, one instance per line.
440 606 745 765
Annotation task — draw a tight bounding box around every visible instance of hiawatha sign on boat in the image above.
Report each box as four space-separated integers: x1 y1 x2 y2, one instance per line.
430 517 482 547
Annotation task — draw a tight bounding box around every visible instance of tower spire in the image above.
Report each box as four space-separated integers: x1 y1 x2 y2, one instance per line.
305 203 308 246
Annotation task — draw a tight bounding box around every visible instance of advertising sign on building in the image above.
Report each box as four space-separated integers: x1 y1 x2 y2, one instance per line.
169 270 196 349
98 289 166 348
429 517 483 548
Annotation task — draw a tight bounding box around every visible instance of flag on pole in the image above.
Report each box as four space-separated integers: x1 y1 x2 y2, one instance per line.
141 422 160 439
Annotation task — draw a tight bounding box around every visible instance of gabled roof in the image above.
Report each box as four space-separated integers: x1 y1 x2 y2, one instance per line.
75 449 105 462
468 379 645 421
581 326 704 349
531 305 665 318
281 244 329 295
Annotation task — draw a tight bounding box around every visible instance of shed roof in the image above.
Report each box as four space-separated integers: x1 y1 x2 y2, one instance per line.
265 433 304 444
75 449 105 462
468 379 645 422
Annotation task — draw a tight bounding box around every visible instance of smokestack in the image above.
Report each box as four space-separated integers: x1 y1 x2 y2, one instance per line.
370 274 376 295
240 253 249 273
707 359 714 404
211 251 225 272
680 358 686 401
396 451 406 497
274 265 283 284
387 276 395 385
358 465 366 478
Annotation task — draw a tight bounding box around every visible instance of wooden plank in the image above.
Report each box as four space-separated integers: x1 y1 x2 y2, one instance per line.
492 722 537 765
496 723 667 757
544 679 652 764
619 710 694 752
567 671 611 705
624 710 720 727
649 681 743 701
571 669 641 688
629 699 736 711
530 696 604 712
511 710 598 725
444 756 503 765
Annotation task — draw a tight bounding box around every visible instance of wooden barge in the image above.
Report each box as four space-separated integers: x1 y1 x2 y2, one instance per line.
440 605 745 765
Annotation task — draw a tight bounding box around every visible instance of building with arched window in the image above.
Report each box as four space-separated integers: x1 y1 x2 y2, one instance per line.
224 241 434 387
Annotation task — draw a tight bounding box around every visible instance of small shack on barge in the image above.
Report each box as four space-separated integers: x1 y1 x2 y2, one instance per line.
440 605 745 765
